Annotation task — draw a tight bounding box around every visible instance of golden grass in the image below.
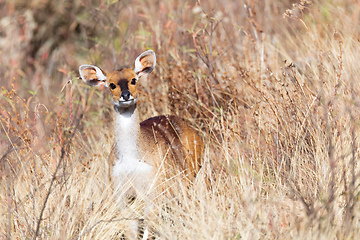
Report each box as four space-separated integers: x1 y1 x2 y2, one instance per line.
1 0 360 239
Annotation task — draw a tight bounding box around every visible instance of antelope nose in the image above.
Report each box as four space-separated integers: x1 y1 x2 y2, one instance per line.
121 91 131 101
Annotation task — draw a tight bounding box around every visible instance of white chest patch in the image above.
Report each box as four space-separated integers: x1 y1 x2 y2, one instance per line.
112 110 154 205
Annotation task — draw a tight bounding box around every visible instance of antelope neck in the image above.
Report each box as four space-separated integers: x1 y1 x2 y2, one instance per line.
114 103 140 164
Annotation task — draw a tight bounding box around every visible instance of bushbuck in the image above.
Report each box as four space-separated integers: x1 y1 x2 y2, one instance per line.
79 50 203 239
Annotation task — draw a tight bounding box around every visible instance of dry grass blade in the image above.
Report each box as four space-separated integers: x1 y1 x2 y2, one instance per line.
1 0 360 239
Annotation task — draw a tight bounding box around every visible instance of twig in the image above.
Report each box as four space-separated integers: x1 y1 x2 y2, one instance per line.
2 153 12 240
33 113 83 239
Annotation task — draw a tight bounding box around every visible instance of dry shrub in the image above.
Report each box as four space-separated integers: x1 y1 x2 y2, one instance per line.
1 0 360 239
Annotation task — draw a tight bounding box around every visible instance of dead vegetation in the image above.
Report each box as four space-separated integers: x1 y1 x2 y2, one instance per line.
1 0 360 239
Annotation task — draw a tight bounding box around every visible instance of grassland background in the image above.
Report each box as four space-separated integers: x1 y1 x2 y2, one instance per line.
1 0 360 239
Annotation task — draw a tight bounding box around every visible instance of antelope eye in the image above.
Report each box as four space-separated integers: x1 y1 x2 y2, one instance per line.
131 78 136 85
109 83 116 89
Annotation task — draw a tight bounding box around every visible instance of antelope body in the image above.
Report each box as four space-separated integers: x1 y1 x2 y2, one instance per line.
79 50 203 238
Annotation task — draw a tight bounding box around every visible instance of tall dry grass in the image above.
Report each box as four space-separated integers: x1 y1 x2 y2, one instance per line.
1 0 360 239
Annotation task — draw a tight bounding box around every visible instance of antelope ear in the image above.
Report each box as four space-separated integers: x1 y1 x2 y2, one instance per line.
134 50 156 78
79 65 107 87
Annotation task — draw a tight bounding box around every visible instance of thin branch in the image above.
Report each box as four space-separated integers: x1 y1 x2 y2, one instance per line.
33 113 83 239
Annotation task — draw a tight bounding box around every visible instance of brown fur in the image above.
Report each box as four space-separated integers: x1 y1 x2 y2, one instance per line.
140 115 203 180
106 69 138 102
